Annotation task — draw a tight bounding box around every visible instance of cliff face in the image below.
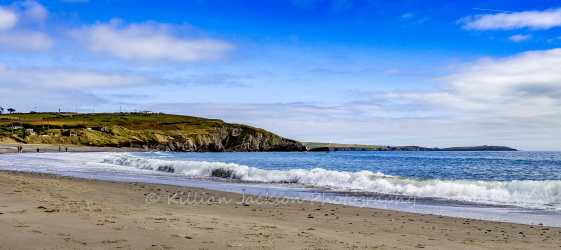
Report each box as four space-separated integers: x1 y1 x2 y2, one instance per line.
131 125 306 152
15 124 305 152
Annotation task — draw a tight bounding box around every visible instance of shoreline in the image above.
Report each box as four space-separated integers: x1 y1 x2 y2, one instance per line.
0 143 151 154
1 170 560 249
2 148 561 226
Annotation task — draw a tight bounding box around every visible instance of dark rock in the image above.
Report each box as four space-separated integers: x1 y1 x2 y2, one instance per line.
134 125 306 152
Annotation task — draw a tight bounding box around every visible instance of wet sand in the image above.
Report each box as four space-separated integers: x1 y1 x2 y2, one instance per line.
1 169 560 249
0 144 150 154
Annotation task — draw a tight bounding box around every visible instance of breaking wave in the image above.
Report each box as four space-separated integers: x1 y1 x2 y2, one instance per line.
104 153 561 210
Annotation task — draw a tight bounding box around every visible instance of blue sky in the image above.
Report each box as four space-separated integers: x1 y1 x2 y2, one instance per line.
1 0 561 150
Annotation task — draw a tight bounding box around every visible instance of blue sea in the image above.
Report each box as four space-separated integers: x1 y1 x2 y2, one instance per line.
1 151 561 226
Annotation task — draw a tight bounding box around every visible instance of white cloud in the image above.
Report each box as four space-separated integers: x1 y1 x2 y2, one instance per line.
0 65 156 89
182 73 246 87
0 87 104 109
0 63 157 112
461 8 561 30
509 34 532 42
384 68 402 74
0 7 17 31
16 0 48 24
75 19 234 63
373 48 561 133
152 100 561 150
152 48 561 150
443 48 561 101
0 1 52 50
0 30 53 50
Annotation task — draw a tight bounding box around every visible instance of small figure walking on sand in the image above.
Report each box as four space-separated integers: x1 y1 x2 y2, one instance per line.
59 146 61 152
36 148 39 153
65 147 68 152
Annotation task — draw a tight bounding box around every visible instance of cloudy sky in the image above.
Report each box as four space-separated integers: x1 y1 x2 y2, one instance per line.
1 0 561 150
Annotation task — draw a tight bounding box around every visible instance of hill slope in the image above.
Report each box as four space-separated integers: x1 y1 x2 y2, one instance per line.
0 113 305 152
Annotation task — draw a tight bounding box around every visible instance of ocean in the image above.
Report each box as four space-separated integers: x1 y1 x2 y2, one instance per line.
1 151 561 226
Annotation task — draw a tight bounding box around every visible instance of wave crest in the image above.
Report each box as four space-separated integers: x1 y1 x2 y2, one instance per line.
104 153 561 210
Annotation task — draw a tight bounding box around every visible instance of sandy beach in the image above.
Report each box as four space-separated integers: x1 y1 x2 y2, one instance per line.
0 144 151 154
1 165 560 249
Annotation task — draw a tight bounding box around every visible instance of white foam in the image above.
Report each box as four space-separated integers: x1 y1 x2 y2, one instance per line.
104 153 561 210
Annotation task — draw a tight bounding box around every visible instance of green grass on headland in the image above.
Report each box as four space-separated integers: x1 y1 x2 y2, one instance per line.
0 113 305 152
0 112 284 150
0 113 64 120
0 113 226 131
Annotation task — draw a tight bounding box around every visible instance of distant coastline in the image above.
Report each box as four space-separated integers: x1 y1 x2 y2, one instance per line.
303 142 517 152
0 112 517 152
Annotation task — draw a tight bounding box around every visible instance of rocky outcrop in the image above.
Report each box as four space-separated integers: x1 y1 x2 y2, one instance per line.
133 125 306 152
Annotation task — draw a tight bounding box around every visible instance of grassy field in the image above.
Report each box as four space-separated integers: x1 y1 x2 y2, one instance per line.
0 113 226 131
0 113 223 146
0 113 66 120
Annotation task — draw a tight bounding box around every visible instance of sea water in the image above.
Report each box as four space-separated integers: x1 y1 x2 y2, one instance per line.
1 151 561 226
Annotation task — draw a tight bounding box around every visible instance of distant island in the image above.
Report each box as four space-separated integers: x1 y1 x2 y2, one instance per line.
303 142 517 152
0 112 516 152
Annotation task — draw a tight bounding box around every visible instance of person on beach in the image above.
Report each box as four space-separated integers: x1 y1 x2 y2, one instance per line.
65 147 68 152
36 148 39 153
59 146 61 152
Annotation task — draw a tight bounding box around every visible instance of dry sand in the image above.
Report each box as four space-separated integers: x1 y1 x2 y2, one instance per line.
1 170 560 249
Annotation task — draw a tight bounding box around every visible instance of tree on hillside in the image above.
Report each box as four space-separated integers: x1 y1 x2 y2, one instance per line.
7 108 15 114
0 107 3 114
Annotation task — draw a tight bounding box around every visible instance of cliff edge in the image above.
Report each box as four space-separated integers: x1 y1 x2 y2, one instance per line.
0 113 305 152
